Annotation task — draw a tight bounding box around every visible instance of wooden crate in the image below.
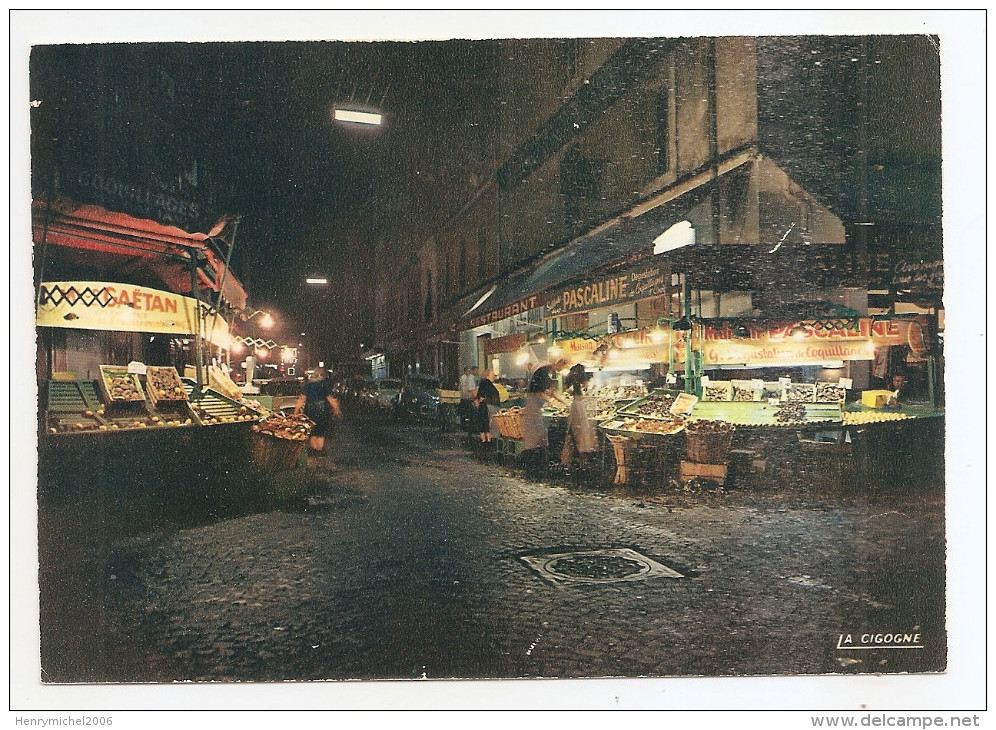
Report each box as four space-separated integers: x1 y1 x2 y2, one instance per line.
680 460 728 484
98 365 146 404
145 366 189 407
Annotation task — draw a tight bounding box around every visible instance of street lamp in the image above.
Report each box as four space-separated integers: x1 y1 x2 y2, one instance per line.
306 277 329 286
333 108 383 126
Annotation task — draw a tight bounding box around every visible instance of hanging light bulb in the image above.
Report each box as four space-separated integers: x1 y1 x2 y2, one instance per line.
733 322 751 338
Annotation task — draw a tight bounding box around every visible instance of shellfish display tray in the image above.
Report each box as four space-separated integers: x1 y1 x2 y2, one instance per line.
688 400 842 428
98 366 146 404
599 416 686 438
616 390 692 420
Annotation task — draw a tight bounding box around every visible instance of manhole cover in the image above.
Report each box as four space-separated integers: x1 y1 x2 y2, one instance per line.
520 548 683 585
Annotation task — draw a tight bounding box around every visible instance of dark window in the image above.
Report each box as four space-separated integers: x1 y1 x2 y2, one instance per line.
424 271 433 322
560 143 604 232
477 227 486 280
656 85 671 175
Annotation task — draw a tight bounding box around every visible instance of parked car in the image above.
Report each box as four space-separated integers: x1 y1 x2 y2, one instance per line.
255 376 304 412
394 375 441 421
369 378 403 411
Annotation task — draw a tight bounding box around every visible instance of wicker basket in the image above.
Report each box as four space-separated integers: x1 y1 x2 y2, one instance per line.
250 431 305 471
685 428 734 464
494 408 525 439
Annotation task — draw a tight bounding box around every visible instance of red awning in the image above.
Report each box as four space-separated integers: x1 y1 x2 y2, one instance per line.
34 198 248 310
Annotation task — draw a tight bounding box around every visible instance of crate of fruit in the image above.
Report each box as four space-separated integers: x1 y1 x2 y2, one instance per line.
98 365 146 404
145 366 189 406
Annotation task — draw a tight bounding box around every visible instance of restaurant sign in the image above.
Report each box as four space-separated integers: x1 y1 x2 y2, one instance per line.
544 261 670 318
37 281 231 347
465 294 542 330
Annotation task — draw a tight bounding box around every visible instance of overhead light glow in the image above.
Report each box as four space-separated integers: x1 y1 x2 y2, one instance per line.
653 220 696 255
334 108 383 126
306 277 329 285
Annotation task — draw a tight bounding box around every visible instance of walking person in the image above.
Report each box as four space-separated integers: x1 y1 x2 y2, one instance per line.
561 363 598 479
294 367 343 466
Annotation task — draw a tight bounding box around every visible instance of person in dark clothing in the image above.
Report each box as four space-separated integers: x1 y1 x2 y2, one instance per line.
294 367 343 459
473 368 502 444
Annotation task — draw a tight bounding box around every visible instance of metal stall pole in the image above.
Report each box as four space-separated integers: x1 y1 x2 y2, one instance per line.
189 252 205 393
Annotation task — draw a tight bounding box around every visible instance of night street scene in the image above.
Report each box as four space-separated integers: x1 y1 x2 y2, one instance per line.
12 10 986 718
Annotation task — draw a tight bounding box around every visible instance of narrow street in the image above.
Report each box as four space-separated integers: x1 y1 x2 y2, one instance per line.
38 415 946 684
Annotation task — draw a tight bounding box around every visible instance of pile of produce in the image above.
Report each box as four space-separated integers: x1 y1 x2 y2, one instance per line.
146 367 188 402
105 374 144 402
253 411 312 440
732 385 756 402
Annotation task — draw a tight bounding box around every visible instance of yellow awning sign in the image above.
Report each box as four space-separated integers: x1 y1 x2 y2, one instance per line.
37 281 231 348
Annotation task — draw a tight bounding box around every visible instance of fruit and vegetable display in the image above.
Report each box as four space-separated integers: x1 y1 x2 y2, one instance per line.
145 366 188 403
99 366 146 402
252 411 313 441
189 397 259 425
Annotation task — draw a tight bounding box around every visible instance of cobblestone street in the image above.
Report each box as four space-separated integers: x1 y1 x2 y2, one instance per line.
38 416 946 685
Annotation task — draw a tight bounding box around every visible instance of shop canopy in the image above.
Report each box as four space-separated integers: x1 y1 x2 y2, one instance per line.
33 198 248 311
454 153 845 331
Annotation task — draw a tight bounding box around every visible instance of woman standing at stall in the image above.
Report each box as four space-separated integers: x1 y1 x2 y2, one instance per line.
294 367 343 464
521 364 568 479
473 368 502 452
561 363 598 475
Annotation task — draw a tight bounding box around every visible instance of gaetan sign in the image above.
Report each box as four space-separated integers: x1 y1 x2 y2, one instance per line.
37 281 231 347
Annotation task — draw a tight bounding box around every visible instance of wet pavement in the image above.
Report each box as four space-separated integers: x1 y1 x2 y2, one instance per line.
37 415 946 683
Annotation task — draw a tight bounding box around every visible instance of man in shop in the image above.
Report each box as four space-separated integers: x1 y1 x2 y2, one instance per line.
459 366 479 433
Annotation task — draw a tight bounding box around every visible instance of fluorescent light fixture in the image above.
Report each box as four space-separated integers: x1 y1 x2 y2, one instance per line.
306 277 329 285
653 220 695 255
334 108 383 126
464 285 497 318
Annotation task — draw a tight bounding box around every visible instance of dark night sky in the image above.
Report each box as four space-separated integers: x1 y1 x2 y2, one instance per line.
25 19 947 362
